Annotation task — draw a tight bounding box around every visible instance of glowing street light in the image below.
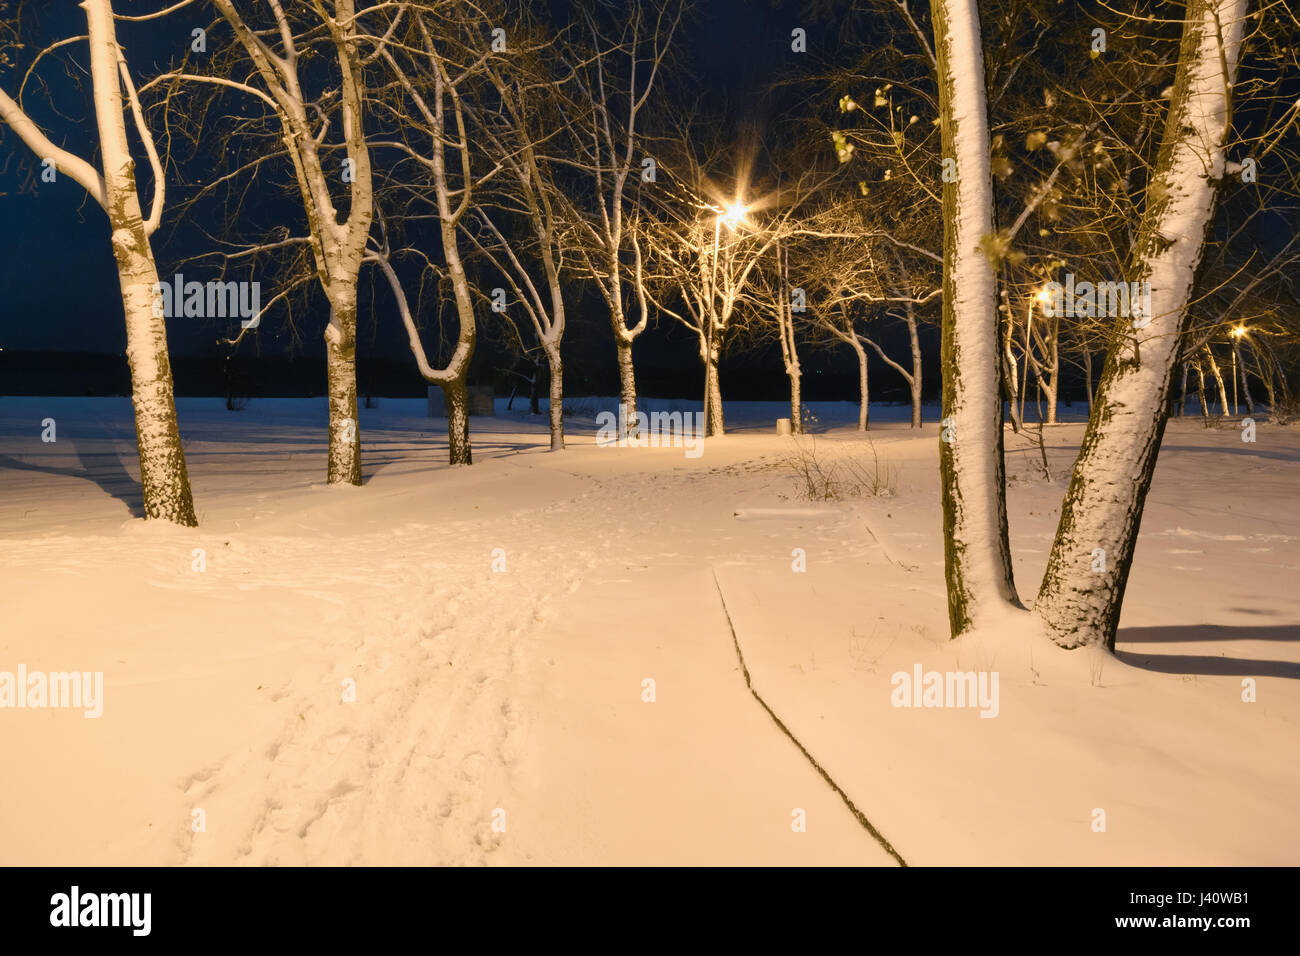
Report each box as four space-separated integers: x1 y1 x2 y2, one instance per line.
719 201 750 230
1232 325 1247 338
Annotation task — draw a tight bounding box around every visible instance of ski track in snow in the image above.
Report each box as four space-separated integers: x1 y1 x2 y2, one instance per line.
171 499 615 866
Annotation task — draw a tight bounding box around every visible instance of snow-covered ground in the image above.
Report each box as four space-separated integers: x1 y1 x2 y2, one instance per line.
1 395 1296 865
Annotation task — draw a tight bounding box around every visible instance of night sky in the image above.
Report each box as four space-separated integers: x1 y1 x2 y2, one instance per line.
0 0 826 373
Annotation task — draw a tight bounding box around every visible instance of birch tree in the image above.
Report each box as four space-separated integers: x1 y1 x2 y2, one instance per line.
930 0 1020 634
1036 0 1250 649
0 0 197 525
468 32 573 450
365 2 497 465
208 0 375 485
550 1 681 434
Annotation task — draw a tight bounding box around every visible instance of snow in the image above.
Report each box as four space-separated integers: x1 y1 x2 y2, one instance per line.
1 396 1297 864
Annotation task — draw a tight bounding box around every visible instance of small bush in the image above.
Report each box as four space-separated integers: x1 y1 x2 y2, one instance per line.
1270 395 1299 425
787 437 897 500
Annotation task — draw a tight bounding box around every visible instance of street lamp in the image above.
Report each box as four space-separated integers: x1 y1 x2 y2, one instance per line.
720 201 749 230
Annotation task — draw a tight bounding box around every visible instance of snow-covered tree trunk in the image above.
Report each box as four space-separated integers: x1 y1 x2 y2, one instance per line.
442 380 472 466
616 336 639 430
776 242 804 433
852 339 870 430
213 0 374 486
906 308 923 428
1045 318 1059 424
786 351 802 434
92 3 197 525
1036 0 1248 649
931 0 1020 635
0 0 197 526
1205 346 1230 413
545 345 564 451
703 340 725 437
324 285 361 485
111 205 197 526
1001 304 1023 432
1083 348 1094 409
1195 362 1211 419
1234 339 1256 413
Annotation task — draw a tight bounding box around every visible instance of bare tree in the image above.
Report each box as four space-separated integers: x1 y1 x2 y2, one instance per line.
548 1 681 435
366 2 497 465
1037 0 1250 649
0 0 197 524
205 0 376 485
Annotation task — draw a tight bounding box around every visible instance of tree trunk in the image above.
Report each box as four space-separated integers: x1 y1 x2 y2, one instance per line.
1175 362 1189 417
853 339 870 430
1205 346 1229 414
615 335 639 436
529 356 541 415
932 0 1020 636
546 345 564 451
325 287 362 486
1046 318 1059 424
115 230 198 525
788 369 803 434
1002 314 1023 432
1234 340 1256 413
706 352 725 437
908 314 923 428
1195 361 1210 420
1254 341 1277 411
1082 348 1094 409
443 379 472 465
1036 0 1246 649
88 0 196 525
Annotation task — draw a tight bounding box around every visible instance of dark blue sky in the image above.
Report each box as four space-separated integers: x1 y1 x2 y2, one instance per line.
0 0 806 359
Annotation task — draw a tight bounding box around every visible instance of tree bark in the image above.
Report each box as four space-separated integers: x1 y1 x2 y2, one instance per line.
853 339 870 430
325 287 362 485
1205 346 1229 414
907 312 923 428
932 0 1020 636
706 351 725 437
616 335 639 435
546 345 564 451
1234 340 1256 413
1036 0 1247 649
1195 361 1210 419
32 0 199 525
443 379 472 465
